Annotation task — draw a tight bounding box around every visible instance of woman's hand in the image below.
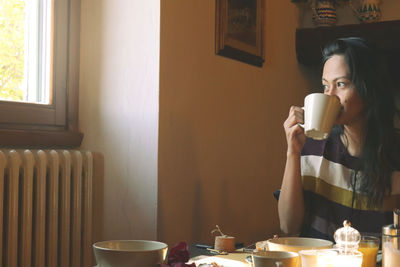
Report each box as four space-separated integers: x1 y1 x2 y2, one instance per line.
283 106 306 156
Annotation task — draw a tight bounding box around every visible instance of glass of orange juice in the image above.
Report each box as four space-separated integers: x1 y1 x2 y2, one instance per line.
358 236 380 267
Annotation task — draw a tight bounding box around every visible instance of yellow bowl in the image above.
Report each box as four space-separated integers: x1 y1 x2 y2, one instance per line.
93 240 168 267
261 237 333 267
266 237 333 253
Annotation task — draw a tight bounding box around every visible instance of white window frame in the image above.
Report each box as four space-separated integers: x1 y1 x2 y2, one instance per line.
0 0 82 146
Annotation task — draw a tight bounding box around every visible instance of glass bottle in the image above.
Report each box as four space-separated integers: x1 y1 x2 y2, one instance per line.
382 209 400 267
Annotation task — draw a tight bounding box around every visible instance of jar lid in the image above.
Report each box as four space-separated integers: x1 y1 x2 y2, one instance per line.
383 209 400 236
382 224 400 236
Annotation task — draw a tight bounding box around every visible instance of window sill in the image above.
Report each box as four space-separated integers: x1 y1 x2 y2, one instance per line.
0 129 83 148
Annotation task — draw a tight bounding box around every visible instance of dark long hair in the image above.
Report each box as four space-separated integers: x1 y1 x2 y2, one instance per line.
322 37 400 205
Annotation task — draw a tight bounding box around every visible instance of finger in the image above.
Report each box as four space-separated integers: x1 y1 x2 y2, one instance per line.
284 113 304 129
289 106 303 115
286 124 305 140
287 106 304 124
291 124 305 136
294 109 304 124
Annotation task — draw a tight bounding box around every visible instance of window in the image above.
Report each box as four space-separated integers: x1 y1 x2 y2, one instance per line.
0 0 82 146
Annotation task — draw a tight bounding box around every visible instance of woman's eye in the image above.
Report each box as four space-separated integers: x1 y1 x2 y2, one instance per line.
321 84 329 91
337 82 346 87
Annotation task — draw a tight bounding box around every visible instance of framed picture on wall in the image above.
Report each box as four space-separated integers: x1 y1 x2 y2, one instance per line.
215 0 264 67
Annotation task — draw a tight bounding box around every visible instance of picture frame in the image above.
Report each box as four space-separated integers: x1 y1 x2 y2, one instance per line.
215 0 264 67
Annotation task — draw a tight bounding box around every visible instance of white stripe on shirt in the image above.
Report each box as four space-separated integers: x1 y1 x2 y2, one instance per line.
301 155 356 191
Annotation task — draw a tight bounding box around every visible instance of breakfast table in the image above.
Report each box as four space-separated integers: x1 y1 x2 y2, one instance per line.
187 243 383 267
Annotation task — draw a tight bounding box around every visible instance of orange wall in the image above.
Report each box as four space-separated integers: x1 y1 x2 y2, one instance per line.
158 0 309 246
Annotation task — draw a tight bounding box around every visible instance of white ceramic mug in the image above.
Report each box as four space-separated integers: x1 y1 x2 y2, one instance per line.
302 93 341 140
252 251 299 267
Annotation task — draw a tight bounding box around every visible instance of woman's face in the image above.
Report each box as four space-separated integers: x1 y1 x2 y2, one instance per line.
322 54 365 126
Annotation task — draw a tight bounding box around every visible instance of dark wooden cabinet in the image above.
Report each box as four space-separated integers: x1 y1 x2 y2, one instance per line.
295 20 400 81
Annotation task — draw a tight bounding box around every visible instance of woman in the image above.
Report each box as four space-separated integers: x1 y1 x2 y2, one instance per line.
278 37 400 241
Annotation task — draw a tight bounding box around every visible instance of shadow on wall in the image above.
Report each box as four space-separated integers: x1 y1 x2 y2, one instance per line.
92 152 105 266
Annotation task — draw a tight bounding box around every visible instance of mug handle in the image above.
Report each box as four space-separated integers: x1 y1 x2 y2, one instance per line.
298 107 305 129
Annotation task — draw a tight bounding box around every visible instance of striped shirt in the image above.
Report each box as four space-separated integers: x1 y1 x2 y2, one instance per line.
300 130 400 241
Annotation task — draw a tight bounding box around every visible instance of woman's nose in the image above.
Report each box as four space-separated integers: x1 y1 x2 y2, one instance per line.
324 87 335 96
324 88 340 102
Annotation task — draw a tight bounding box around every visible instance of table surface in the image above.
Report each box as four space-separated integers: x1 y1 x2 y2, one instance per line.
189 244 251 266
189 244 383 267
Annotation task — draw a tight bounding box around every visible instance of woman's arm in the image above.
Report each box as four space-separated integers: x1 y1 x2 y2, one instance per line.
278 153 305 234
278 106 306 234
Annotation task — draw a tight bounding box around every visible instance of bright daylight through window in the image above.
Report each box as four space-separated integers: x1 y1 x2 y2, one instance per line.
0 0 82 147
0 0 52 104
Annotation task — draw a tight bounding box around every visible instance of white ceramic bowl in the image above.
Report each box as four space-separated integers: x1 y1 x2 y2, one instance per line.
93 240 168 267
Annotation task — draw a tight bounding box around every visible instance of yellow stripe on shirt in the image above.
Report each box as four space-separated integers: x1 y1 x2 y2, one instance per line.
302 175 400 211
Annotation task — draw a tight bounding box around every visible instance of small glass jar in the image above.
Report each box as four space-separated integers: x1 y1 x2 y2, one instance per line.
382 210 400 267
321 220 363 267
